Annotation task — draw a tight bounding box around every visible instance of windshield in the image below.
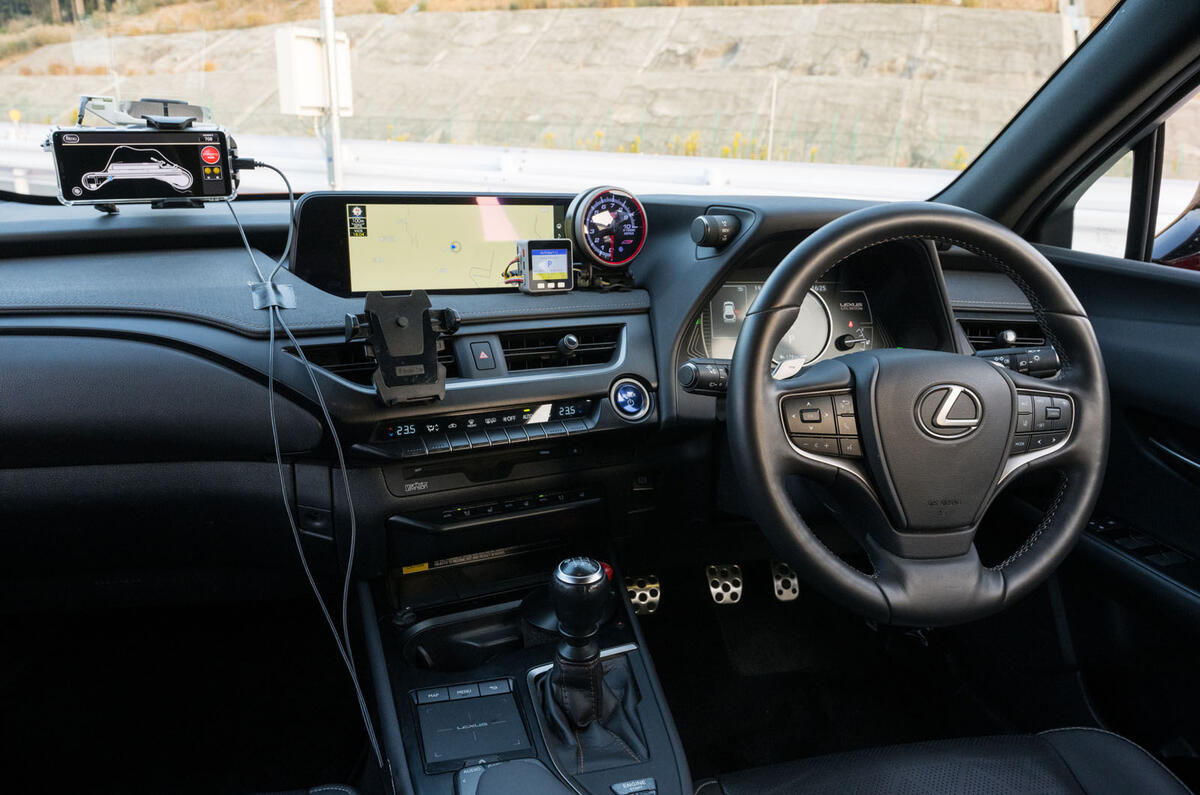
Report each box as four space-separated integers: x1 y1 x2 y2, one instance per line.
1 0 1111 200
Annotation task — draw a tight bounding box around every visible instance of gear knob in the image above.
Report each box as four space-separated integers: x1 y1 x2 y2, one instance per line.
549 557 610 647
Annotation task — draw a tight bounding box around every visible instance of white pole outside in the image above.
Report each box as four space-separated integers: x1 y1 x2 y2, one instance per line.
319 0 344 189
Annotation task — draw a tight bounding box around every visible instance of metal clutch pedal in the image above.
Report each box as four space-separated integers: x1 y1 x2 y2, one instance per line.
706 564 743 604
625 575 661 615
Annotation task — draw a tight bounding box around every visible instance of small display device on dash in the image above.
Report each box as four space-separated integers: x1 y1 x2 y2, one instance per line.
48 128 236 205
517 239 575 294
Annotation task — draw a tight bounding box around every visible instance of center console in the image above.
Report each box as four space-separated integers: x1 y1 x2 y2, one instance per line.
379 555 690 795
283 188 692 792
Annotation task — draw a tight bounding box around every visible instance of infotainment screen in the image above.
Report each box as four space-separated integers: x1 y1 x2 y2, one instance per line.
292 193 571 295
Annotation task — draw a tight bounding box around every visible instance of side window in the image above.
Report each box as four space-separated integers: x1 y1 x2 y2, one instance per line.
1072 151 1135 258
1064 90 1200 264
1153 95 1200 268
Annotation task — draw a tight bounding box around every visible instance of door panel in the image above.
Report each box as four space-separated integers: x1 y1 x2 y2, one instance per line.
1036 243 1200 783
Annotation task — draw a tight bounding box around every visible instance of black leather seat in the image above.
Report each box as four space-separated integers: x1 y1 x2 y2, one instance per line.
698 728 1191 795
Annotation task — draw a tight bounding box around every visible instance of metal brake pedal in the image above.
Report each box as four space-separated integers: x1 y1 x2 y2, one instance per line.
625 575 661 615
706 564 743 605
772 560 799 602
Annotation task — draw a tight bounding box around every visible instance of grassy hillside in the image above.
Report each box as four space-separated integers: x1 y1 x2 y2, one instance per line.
1 0 1080 66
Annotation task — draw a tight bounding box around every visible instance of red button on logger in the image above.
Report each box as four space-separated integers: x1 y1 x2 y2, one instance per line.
200 146 221 164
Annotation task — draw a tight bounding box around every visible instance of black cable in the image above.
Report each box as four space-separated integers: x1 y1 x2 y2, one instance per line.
225 184 384 769
250 160 297 280
272 308 365 681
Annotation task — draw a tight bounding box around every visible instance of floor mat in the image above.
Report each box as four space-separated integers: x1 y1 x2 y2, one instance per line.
0 600 364 794
640 561 1003 779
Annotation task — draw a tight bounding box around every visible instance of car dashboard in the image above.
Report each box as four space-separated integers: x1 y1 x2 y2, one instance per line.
0 189 1024 582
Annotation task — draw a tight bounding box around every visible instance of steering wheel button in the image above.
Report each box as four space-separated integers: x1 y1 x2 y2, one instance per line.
1009 436 1030 454
839 438 862 457
1017 394 1033 414
793 436 838 456
1051 397 1074 430
1032 395 1053 431
1031 432 1063 449
800 408 822 423
834 394 855 416
836 415 858 436
784 396 835 434
1016 413 1033 433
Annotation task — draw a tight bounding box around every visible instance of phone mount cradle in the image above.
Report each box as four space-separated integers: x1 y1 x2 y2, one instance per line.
345 291 461 405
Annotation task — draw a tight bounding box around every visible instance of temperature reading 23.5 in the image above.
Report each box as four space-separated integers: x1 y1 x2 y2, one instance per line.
572 187 648 268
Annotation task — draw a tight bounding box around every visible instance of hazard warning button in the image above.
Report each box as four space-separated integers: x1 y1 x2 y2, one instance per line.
470 341 497 371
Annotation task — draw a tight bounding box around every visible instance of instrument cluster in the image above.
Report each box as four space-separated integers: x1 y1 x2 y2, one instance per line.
685 278 877 370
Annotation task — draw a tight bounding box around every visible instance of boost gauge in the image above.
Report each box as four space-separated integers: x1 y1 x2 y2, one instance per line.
568 187 648 268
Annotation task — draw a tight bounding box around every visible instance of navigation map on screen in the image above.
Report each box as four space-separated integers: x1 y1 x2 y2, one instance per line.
346 198 558 291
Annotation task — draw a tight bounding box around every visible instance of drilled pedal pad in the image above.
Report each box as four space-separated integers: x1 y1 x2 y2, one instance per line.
625 575 661 615
706 564 743 605
772 560 799 602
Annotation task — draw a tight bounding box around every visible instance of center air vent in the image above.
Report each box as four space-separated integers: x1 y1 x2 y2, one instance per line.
498 326 622 371
285 341 458 385
957 318 1045 351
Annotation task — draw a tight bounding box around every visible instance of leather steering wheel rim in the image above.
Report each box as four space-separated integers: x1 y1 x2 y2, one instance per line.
726 201 1109 627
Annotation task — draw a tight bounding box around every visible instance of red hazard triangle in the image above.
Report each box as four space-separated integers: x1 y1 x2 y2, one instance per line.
478 350 489 359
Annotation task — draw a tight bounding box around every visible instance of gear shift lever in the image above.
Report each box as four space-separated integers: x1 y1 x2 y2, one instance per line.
536 556 648 774
549 556 609 661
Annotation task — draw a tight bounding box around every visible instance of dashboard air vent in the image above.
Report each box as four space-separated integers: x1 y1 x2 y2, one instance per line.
498 326 622 371
957 318 1045 351
285 341 459 385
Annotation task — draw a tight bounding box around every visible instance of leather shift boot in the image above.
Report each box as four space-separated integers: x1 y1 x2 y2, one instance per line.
535 653 649 775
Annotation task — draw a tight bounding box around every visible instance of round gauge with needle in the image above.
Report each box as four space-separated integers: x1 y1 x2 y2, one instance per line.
568 187 648 268
770 290 832 369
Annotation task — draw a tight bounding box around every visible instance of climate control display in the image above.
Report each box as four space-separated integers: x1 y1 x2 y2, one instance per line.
376 399 595 441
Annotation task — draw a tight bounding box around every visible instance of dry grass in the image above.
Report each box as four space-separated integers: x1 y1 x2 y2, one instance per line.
0 0 1061 67
0 23 72 64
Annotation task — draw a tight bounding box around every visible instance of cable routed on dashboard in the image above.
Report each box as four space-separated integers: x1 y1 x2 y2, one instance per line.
225 168 385 773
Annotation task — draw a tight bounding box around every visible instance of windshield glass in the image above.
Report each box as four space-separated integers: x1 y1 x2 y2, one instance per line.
2 0 1113 200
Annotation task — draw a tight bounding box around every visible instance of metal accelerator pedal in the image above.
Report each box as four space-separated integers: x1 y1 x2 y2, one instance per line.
772 560 799 602
706 564 743 605
625 575 661 615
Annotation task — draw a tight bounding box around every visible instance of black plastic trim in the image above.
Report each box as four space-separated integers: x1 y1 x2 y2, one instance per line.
358 580 418 795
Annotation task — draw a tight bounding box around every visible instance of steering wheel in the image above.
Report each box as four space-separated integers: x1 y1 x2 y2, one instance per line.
726 202 1109 627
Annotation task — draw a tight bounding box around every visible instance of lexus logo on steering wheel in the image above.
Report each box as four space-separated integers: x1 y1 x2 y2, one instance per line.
916 384 983 440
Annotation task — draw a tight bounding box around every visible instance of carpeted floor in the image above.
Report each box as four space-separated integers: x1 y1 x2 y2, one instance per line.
639 559 1005 780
